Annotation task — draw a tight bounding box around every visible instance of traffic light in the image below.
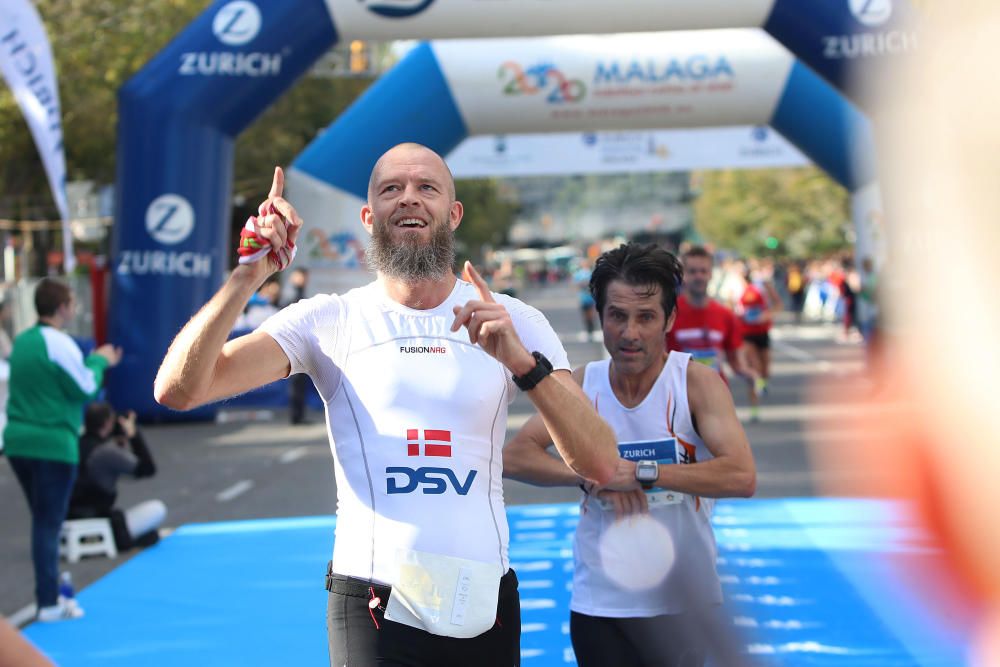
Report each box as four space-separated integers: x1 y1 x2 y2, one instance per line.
349 40 368 74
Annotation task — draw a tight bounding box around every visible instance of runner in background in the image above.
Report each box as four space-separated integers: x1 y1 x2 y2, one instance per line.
573 259 598 342
505 242 756 667
669 247 757 390
786 261 807 324
736 264 774 422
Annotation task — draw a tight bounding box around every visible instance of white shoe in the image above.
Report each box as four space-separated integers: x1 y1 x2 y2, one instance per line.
37 598 85 622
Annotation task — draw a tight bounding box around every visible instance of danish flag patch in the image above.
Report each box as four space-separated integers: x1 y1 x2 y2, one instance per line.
406 429 452 457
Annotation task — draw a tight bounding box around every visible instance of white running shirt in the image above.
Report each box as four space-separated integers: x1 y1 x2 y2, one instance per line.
260 279 568 584
571 352 722 617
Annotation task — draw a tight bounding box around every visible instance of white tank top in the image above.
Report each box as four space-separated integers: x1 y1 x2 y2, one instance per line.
571 352 722 617
260 279 568 584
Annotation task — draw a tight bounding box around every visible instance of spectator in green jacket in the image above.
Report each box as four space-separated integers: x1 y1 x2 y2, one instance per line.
4 278 121 622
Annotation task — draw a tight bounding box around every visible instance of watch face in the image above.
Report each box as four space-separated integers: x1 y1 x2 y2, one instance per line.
636 461 658 482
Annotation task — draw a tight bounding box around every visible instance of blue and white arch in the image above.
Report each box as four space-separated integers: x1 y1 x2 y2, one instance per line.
110 0 913 419
288 31 879 279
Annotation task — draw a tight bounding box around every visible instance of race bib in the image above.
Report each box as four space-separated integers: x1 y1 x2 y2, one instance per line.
598 438 684 509
743 306 763 323
384 550 502 639
687 348 720 372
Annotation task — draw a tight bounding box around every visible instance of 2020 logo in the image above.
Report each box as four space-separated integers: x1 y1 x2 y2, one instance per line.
498 61 586 104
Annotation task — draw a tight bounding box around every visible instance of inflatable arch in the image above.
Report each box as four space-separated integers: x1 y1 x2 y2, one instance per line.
288 30 877 286
111 0 913 418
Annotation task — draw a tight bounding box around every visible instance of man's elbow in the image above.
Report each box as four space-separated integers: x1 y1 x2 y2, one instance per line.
576 450 618 487
153 381 198 412
736 469 757 498
589 463 617 488
587 430 621 486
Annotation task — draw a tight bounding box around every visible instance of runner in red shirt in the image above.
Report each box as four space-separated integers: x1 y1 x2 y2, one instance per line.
736 265 774 422
669 247 757 388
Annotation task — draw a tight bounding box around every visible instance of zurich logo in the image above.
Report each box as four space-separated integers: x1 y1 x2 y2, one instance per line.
848 0 892 27
212 0 262 46
362 0 436 19
146 194 195 245
751 126 769 142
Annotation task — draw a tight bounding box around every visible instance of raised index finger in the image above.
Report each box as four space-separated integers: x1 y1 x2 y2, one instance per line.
463 261 495 303
269 166 284 199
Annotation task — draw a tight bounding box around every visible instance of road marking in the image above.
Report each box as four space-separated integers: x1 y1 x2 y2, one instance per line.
773 340 843 376
279 446 309 464
736 400 904 422
216 480 254 502
772 340 818 363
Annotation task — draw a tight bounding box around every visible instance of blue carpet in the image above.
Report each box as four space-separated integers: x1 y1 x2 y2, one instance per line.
23 500 969 666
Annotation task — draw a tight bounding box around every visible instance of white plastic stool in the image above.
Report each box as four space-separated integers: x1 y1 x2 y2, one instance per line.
60 518 118 562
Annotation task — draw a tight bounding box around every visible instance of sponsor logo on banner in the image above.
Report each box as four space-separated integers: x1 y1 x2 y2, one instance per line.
387 428 477 495
822 29 917 59
212 1 261 45
145 194 194 245
580 132 670 165
361 0 436 18
593 55 734 88
117 194 211 278
178 0 283 77
849 0 892 27
740 126 783 159
498 61 586 103
117 250 212 278
824 0 916 60
500 55 734 123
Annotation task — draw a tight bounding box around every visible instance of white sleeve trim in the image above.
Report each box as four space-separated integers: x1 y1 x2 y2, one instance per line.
41 327 98 395
499 294 570 372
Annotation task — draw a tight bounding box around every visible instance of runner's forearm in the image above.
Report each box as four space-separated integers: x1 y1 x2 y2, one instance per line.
154 264 269 409
657 455 756 498
523 371 618 486
503 415 582 487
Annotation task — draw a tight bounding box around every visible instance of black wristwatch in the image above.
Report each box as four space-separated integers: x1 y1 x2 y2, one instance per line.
635 460 659 490
512 351 553 391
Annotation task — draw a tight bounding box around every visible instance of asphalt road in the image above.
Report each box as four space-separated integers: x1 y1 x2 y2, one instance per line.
0 281 870 622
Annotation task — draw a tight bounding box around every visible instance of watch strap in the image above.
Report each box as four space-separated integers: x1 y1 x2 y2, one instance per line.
512 351 553 391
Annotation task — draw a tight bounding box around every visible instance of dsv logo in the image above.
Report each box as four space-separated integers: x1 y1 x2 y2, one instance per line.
212 0 262 46
362 0 436 19
386 429 477 495
145 194 194 245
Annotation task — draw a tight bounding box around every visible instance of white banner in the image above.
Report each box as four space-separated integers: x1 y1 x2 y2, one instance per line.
325 0 774 40
432 30 794 135
0 0 73 272
446 127 808 178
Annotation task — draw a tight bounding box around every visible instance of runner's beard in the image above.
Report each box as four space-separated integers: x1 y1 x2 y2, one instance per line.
366 217 455 282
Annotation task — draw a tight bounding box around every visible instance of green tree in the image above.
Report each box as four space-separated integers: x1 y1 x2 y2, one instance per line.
454 178 519 262
692 167 850 258
0 0 374 218
0 0 212 218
